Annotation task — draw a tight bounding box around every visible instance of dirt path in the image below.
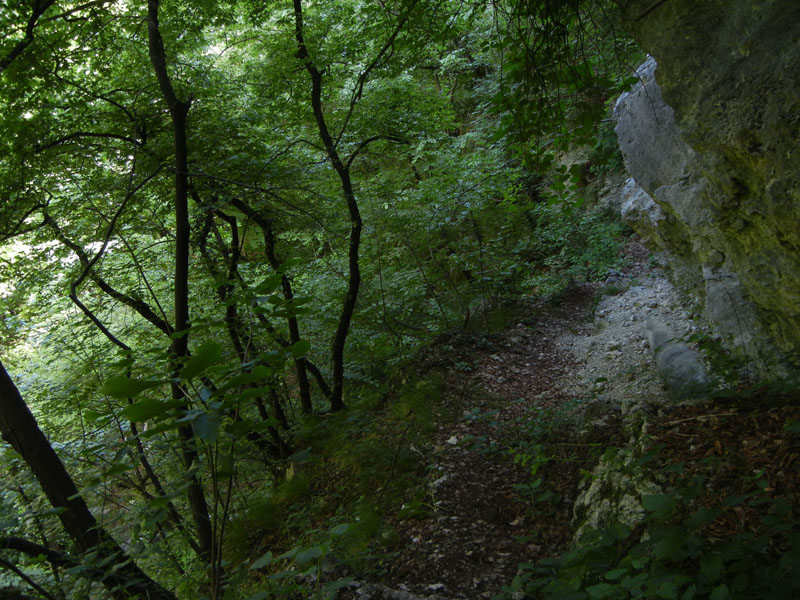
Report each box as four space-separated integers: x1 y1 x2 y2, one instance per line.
345 237 704 600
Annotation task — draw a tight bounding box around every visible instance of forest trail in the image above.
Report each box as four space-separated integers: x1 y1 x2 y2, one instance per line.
343 236 703 599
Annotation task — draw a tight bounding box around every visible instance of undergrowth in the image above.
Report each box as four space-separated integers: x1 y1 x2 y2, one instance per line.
497 380 800 600
221 370 458 598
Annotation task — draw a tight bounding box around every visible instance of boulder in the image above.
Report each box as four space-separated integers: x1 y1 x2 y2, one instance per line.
645 318 710 401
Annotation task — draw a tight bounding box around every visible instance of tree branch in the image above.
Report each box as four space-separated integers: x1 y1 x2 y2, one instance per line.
0 0 58 77
35 131 141 152
335 0 420 147
345 134 406 170
0 537 71 567
44 213 174 336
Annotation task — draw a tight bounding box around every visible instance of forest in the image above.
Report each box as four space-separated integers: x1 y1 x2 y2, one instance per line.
2 1 799 599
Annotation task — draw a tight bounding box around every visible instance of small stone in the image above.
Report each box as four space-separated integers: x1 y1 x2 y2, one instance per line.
446 436 458 445
428 583 445 591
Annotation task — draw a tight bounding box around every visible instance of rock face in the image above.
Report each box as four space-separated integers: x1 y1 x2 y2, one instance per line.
614 0 800 372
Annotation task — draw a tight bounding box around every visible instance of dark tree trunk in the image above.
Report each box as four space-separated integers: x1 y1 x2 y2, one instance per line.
294 0 362 412
0 361 177 600
146 0 213 559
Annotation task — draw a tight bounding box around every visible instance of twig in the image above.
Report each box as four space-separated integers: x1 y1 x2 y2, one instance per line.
662 412 737 426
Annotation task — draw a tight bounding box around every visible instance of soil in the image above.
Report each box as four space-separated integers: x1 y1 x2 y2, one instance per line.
341 236 710 599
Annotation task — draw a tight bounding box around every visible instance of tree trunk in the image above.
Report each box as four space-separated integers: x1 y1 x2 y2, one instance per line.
229 198 318 413
0 361 177 600
294 0 362 412
146 0 213 558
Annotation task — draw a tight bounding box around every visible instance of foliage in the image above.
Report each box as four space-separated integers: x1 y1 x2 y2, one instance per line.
0 0 641 596
514 199 629 297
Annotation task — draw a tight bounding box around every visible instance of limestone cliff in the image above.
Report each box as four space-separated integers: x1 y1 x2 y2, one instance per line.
613 0 800 372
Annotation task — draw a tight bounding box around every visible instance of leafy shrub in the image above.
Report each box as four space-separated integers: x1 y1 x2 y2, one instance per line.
517 201 628 297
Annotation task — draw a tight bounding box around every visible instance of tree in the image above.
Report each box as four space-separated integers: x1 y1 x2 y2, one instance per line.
0 360 177 600
0 0 636 596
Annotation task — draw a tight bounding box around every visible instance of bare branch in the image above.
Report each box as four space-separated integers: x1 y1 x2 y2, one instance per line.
335 0 420 146
35 131 141 152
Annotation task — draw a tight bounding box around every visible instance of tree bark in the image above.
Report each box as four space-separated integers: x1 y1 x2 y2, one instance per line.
146 0 213 559
293 0 361 412
0 361 177 600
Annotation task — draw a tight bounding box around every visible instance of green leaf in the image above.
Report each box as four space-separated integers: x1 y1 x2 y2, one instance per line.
322 578 354 596
721 494 751 507
143 508 167 527
604 568 628 581
138 420 183 438
658 579 680 599
37 506 67 517
123 397 180 422
586 583 616 598
82 409 104 422
255 274 282 293
651 526 691 560
784 418 800 435
710 584 731 600
278 257 304 273
289 339 310 358
329 523 349 536
642 494 677 518
681 584 697 600
225 417 278 438
102 463 131 478
217 453 235 478
688 506 721 528
238 387 271 403
700 553 724 582
607 522 631 541
223 366 272 389
295 547 322 565
181 340 222 380
101 375 162 399
250 551 273 570
289 447 312 464
192 409 221 442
